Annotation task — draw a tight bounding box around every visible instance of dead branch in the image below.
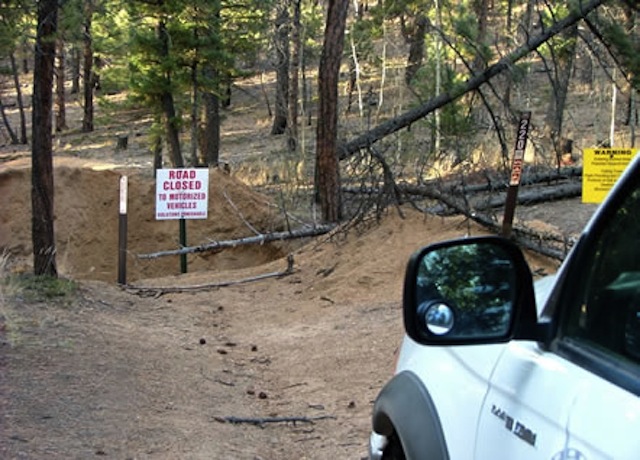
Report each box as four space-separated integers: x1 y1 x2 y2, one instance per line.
214 414 336 427
138 224 335 259
123 255 295 296
223 189 260 236
338 0 606 159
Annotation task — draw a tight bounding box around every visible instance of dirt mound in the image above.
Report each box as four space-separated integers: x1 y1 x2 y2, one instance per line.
0 157 291 282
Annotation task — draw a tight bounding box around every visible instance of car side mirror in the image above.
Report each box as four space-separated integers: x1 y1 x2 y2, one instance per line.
403 237 541 345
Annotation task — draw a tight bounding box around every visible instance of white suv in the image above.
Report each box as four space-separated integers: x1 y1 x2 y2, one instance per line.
369 155 640 460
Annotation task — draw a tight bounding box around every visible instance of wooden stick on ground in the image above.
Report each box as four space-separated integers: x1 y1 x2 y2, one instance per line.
214 414 336 427
123 255 295 296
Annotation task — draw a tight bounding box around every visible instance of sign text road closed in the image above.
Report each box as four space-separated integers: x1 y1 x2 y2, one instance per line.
583 148 638 204
156 168 209 220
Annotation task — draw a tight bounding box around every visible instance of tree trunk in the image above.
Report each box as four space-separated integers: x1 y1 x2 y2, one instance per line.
404 14 428 85
287 0 301 152
82 0 94 132
315 0 349 223
190 57 200 166
158 19 183 168
32 0 58 277
9 53 27 144
472 0 489 72
202 70 221 167
55 36 68 132
271 2 290 135
71 45 80 94
545 23 578 164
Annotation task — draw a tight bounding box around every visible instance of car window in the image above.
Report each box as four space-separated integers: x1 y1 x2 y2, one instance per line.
562 184 640 366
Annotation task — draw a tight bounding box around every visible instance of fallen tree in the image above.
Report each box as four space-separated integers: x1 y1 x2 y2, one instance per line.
411 186 576 261
137 224 336 259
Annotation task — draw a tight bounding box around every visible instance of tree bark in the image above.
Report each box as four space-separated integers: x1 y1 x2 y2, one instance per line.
202 70 221 167
287 0 302 152
31 0 59 277
82 0 94 132
316 0 349 223
338 0 606 160
271 2 290 135
55 36 68 132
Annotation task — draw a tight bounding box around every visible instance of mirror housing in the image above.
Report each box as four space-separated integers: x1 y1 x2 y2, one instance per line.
403 236 544 345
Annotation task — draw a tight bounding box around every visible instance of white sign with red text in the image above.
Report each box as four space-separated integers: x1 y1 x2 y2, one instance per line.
156 168 209 220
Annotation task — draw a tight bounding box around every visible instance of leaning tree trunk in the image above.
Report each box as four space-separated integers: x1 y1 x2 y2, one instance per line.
0 97 18 144
9 53 27 143
271 2 290 135
315 0 349 223
32 0 59 277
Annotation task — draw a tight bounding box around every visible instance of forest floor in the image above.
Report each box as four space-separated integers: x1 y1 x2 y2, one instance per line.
0 73 600 459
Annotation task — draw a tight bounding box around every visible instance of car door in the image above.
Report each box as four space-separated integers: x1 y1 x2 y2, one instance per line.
476 162 640 459
473 340 580 459
551 172 640 459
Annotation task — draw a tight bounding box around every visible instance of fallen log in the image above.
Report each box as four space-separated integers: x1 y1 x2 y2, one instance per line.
472 182 582 210
417 187 575 261
137 224 336 259
343 167 583 197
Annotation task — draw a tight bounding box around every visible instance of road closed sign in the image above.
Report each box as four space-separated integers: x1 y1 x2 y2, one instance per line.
156 168 209 220
583 148 638 203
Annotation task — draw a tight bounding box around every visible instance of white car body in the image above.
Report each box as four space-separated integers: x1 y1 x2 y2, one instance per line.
370 155 640 460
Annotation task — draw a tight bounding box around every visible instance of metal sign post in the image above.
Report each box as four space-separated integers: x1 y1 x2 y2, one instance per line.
502 112 532 238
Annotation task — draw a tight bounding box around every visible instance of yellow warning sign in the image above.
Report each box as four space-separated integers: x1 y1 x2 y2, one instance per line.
582 148 638 203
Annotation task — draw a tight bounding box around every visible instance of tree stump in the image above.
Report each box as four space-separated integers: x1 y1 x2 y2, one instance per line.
116 134 128 150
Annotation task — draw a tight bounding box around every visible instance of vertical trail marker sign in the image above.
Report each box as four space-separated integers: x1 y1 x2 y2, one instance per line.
502 111 532 238
118 176 128 285
156 168 209 273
